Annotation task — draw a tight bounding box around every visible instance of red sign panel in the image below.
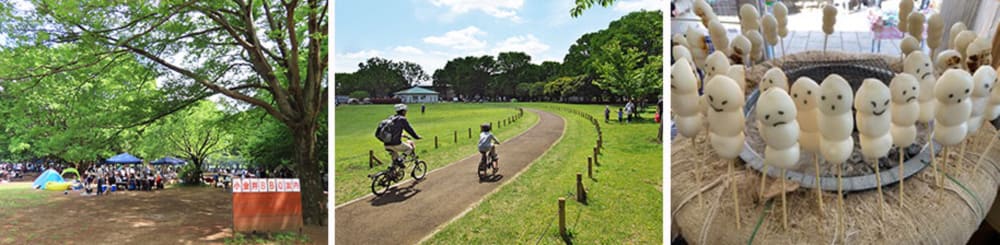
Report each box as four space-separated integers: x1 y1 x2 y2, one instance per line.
232 178 303 233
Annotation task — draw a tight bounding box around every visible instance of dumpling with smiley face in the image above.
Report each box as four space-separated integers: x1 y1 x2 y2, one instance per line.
791 77 821 153
933 69 974 146
705 51 730 80
890 74 920 148
761 67 789 92
855 79 893 159
818 75 855 164
705 76 747 159
756 89 801 169
968 66 996 135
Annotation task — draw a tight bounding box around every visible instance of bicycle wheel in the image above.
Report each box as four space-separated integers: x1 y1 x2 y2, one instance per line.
411 160 428 180
370 172 392 196
477 159 488 180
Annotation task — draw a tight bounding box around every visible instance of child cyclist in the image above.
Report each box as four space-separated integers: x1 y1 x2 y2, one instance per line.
478 123 501 171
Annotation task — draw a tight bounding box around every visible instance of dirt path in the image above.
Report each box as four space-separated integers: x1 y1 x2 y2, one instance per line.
0 186 327 244
334 109 565 244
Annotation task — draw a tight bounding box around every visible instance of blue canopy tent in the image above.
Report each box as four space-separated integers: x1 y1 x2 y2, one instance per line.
151 156 186 165
105 153 143 165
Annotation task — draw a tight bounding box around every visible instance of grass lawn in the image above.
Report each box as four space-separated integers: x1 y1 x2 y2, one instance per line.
0 182 47 219
334 103 539 203
426 102 663 244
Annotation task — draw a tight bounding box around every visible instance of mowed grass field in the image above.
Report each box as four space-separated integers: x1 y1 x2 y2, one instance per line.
334 103 539 203
427 103 663 244
0 182 46 218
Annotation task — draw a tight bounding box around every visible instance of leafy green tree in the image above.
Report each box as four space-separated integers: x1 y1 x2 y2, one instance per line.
494 52 532 98
348 91 370 99
593 40 663 100
137 100 232 184
570 0 617 17
434 55 496 100
0 0 328 225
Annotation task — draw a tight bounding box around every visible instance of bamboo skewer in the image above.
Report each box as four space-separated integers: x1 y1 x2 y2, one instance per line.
781 169 788 230
730 159 741 229
694 137 703 206
899 146 905 208
837 161 845 241
874 157 885 221
760 165 768 200
814 155 824 218
973 130 999 174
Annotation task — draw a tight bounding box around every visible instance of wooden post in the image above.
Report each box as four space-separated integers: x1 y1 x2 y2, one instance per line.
587 157 593 178
435 136 439 149
576 173 586 203
369 150 374 168
469 128 472 139
454 131 457 143
593 147 598 166
558 198 566 237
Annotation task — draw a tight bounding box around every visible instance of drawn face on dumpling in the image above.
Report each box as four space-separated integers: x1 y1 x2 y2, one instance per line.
704 76 745 112
705 51 730 77
934 69 974 104
819 75 853 115
855 79 891 116
790 77 820 110
672 33 688 48
756 89 797 127
904 51 933 81
671 61 698 94
889 74 919 104
936 50 964 71
972 66 996 97
761 68 789 92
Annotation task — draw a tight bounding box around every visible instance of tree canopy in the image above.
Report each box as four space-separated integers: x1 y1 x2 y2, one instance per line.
0 0 328 225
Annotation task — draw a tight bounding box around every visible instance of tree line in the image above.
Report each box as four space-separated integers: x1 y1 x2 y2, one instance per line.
336 10 662 103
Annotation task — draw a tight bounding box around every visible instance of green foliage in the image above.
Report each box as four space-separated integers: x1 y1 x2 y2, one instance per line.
339 58 429 98
178 163 203 185
570 0 618 17
593 41 663 100
348 90 369 99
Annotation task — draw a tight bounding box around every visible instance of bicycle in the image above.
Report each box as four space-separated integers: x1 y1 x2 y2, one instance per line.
477 146 499 180
370 140 428 196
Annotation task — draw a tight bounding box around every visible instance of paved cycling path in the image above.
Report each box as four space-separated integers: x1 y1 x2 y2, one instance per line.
335 109 565 244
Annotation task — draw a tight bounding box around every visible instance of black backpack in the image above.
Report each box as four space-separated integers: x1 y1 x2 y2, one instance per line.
375 115 397 143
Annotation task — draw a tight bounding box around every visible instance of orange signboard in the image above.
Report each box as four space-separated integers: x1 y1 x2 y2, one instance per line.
232 178 303 233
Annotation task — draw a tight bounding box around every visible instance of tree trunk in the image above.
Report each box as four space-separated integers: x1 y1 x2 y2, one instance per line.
292 122 325 226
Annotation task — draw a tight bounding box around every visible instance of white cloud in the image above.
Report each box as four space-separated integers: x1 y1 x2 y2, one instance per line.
613 0 663 12
343 50 382 59
422 26 488 50
491 35 550 55
429 0 524 22
393 46 425 55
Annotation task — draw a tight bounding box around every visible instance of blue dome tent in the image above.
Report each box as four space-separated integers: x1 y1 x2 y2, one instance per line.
32 169 65 189
105 153 143 165
151 156 186 165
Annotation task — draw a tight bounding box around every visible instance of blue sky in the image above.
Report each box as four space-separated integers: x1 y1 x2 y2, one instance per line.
334 0 662 85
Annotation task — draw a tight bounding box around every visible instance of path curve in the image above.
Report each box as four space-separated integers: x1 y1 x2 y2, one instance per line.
335 109 565 244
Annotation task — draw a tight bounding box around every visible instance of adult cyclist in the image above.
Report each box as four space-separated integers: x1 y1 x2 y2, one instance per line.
381 104 422 169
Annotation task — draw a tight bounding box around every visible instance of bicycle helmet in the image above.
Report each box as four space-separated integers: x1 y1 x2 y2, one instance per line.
394 103 408 112
481 123 492 132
